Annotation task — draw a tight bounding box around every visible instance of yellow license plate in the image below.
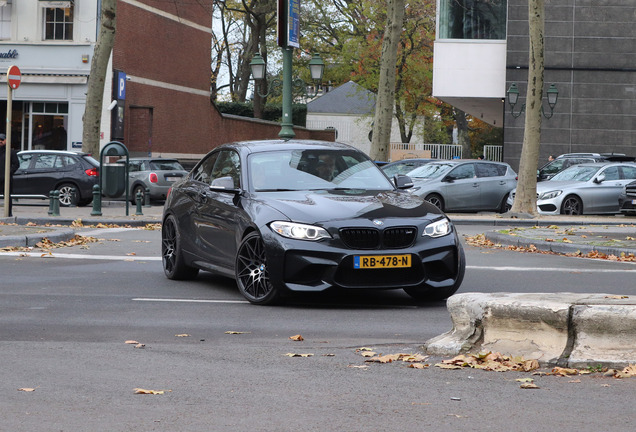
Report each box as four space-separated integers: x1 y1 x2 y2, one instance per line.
353 254 411 269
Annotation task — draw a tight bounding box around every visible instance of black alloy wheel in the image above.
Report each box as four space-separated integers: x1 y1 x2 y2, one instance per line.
560 195 583 215
57 183 78 206
235 231 280 305
162 214 199 280
424 193 445 212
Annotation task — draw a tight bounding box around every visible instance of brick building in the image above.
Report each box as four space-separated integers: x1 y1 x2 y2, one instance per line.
0 0 333 161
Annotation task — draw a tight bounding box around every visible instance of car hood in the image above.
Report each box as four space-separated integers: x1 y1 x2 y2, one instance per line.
536 180 588 192
255 189 442 224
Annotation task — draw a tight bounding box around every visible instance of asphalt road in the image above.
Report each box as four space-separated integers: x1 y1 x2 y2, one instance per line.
0 224 634 431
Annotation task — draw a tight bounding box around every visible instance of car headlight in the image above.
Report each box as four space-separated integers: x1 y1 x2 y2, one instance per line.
270 221 331 241
539 190 562 200
423 218 451 238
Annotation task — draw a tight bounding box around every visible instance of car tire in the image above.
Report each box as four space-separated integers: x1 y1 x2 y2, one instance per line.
500 193 512 213
131 184 146 204
560 195 583 215
162 214 199 280
235 231 281 305
403 243 466 302
424 193 445 211
57 183 79 207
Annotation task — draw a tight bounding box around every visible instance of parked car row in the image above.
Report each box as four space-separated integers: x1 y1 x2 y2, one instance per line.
1 150 188 207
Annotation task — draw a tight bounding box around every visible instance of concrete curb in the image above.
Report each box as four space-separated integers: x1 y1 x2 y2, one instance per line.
485 231 636 256
424 292 636 368
0 226 76 248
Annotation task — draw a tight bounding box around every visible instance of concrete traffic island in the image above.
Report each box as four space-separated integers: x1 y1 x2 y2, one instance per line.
424 292 636 369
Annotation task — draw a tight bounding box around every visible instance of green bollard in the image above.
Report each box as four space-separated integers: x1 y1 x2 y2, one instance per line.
135 189 143 215
47 190 56 216
144 187 151 208
91 184 102 216
51 190 60 217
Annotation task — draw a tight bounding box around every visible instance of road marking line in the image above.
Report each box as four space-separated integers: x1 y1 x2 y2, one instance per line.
133 298 249 304
467 265 635 273
0 252 161 261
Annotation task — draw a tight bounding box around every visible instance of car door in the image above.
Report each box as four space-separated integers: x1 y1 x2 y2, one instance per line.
440 163 479 211
475 162 513 211
191 149 243 270
588 166 625 213
23 153 72 195
12 154 35 195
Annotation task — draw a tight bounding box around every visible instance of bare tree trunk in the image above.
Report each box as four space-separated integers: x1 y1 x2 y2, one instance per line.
510 0 544 215
369 0 405 161
82 0 117 157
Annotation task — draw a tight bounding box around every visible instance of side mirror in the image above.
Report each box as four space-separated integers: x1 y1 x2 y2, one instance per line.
593 173 606 184
210 176 240 193
394 174 413 189
443 175 455 183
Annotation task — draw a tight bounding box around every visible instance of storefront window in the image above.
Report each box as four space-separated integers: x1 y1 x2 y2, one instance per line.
44 7 73 40
28 103 69 150
439 0 507 40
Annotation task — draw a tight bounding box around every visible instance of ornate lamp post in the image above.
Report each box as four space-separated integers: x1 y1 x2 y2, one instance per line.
507 82 559 119
250 51 325 139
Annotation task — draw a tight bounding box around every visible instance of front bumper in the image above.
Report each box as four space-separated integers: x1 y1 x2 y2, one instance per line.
262 228 464 294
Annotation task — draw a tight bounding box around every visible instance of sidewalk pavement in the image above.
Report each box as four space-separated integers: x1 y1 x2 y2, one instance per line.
2 201 635 367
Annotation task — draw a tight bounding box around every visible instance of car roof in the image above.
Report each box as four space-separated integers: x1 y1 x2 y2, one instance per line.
426 159 510 166
216 139 357 154
126 157 180 162
18 150 91 157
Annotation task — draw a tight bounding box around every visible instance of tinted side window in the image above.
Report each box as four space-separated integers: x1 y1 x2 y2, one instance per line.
193 152 219 184
475 163 504 178
61 156 78 167
449 163 475 180
18 154 33 170
602 166 619 181
211 150 241 188
34 155 63 169
620 166 636 179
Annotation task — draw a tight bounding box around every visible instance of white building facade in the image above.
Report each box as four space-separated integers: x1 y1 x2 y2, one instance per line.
0 0 102 152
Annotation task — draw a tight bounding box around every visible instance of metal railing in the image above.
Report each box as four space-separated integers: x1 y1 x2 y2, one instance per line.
390 143 463 160
483 145 503 161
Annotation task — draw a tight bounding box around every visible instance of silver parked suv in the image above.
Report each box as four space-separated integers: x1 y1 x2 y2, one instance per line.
406 160 517 213
538 153 634 181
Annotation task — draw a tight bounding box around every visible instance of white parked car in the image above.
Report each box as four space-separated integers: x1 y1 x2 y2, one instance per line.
507 162 636 215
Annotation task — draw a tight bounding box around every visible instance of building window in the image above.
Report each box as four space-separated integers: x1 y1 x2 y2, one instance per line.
439 0 507 40
44 7 73 40
0 2 11 40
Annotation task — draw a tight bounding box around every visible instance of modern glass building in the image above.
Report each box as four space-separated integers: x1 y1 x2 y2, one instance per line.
433 0 636 169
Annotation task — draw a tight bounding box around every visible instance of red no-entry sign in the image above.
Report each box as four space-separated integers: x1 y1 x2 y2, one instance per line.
7 65 21 89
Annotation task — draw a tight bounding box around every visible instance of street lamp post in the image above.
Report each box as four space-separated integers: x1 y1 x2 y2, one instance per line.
250 51 325 139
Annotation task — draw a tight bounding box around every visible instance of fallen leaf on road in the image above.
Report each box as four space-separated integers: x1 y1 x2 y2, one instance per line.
550 367 580 376
175 334 190 337
520 383 540 389
289 334 304 341
516 378 534 383
360 351 377 357
225 331 251 334
409 363 429 369
348 365 369 369
125 340 139 344
285 353 313 357
605 295 628 300
134 388 168 395
18 388 36 392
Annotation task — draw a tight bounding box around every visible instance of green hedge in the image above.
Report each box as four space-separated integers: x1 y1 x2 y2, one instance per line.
216 102 307 127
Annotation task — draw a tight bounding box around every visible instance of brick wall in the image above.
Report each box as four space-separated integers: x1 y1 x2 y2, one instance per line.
113 0 333 159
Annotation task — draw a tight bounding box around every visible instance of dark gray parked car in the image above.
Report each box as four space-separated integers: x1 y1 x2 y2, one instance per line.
123 158 188 203
407 160 517 212
9 150 99 206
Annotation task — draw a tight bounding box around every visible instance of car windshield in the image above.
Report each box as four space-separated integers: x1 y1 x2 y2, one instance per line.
149 160 184 171
407 163 453 179
550 165 600 182
249 149 394 192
